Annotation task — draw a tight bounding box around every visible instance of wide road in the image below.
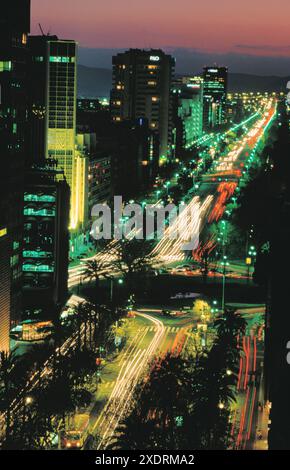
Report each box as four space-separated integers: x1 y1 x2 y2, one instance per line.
230 307 266 450
85 310 194 449
68 98 277 288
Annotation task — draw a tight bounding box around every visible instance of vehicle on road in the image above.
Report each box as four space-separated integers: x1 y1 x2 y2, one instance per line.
61 413 89 450
161 310 171 317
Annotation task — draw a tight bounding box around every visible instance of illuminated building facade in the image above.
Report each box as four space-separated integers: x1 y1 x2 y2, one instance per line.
22 165 70 319
173 80 203 155
0 0 30 351
111 49 175 163
76 133 111 217
203 66 228 130
88 153 111 212
74 134 90 229
28 36 79 228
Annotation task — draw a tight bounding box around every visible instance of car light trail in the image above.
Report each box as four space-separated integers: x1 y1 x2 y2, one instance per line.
93 312 166 449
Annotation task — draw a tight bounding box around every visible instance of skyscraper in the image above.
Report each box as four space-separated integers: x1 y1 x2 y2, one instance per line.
172 79 204 156
22 164 70 320
0 0 31 351
203 66 228 130
28 36 81 229
111 49 175 163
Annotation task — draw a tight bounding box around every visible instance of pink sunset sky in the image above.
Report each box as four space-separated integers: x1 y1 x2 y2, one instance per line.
31 0 290 56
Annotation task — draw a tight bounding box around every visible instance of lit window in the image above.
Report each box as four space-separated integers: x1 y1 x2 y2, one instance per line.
0 228 7 238
0 61 12 72
49 56 75 63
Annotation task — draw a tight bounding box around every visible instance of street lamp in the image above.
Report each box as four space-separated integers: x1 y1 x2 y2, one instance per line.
246 245 257 283
221 256 229 313
164 181 170 195
23 396 33 426
110 278 124 303
25 396 33 406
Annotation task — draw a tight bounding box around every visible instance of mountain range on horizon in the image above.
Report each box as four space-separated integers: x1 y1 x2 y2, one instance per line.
77 64 289 98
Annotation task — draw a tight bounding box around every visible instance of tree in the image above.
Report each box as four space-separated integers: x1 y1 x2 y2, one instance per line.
83 258 112 305
109 239 155 295
0 351 13 439
111 354 196 450
71 301 96 350
214 308 246 340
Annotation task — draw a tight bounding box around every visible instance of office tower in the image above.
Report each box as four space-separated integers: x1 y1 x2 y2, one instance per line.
88 153 111 212
203 66 228 130
109 119 156 198
28 36 79 228
0 0 30 351
111 49 175 163
22 164 70 319
76 132 111 207
172 79 204 155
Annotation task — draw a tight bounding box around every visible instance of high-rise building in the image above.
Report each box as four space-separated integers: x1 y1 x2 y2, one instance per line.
172 79 203 155
111 49 175 163
76 133 111 212
0 0 31 351
22 164 70 320
203 66 228 130
28 36 80 229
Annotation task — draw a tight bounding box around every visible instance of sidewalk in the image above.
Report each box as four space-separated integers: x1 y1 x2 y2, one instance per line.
253 403 270 450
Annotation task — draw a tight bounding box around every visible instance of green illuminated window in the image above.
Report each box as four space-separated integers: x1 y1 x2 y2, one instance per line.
24 208 55 217
0 61 12 72
24 194 56 203
23 264 54 273
23 250 52 259
49 56 75 63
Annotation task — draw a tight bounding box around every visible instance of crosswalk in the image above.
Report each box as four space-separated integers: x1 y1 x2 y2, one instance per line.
138 326 181 334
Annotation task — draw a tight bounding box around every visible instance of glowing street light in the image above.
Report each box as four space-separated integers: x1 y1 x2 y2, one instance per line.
25 396 33 406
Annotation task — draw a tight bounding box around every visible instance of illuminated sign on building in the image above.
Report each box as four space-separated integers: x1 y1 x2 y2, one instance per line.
150 55 160 62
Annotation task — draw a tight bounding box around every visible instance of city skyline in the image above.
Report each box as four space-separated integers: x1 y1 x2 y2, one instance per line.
1 0 290 456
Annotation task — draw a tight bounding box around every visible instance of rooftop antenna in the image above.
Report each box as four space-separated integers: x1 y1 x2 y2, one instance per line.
38 23 45 36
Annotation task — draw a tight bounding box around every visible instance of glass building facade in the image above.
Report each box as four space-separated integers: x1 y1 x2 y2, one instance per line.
203 66 228 130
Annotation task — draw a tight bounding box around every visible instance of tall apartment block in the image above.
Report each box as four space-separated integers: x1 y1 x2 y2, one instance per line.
28 36 83 230
111 49 175 164
22 164 70 319
172 78 204 155
203 66 228 130
0 0 30 351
